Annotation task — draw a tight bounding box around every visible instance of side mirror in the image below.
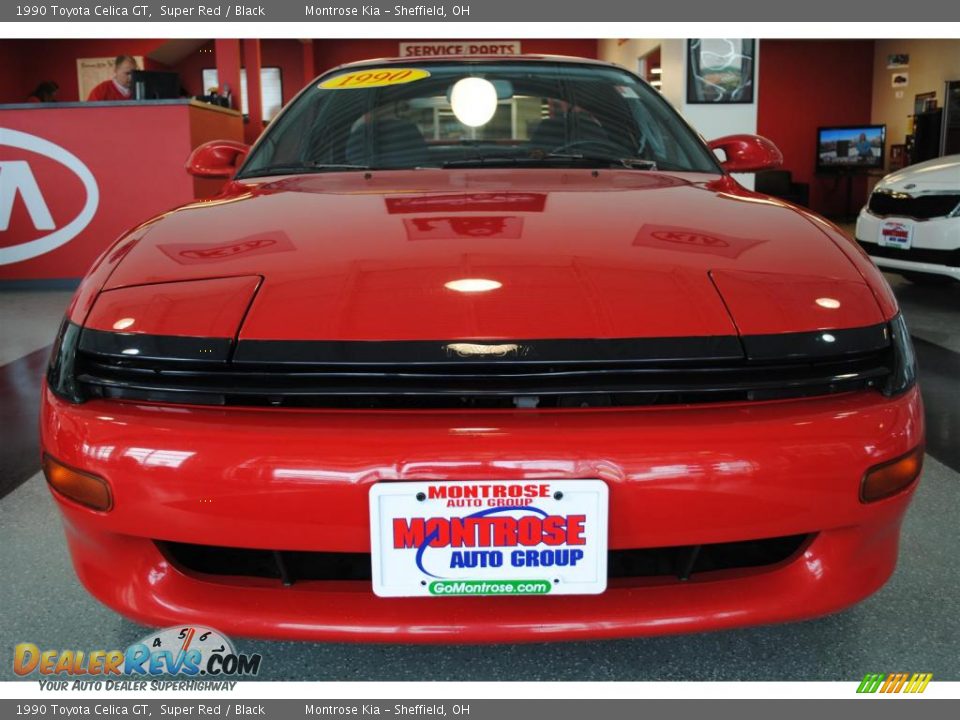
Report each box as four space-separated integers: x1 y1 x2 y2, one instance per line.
708 134 783 173
186 140 250 178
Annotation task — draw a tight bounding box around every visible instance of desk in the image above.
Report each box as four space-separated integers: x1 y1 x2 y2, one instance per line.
0 99 243 281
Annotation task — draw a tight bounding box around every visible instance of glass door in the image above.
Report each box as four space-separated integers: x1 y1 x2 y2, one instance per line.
942 80 960 156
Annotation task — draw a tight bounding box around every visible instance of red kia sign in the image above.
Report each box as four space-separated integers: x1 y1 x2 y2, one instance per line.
0 105 228 280
0 128 99 266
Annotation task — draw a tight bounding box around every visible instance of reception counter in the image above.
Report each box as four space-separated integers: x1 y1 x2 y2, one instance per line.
0 99 243 282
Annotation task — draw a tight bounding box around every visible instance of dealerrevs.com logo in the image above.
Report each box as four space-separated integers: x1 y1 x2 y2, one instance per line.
14 626 261 690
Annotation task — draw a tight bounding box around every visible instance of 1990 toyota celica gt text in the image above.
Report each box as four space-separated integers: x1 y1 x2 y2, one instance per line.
42 57 924 642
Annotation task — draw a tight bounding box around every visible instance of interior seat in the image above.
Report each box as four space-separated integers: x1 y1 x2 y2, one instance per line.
346 118 429 168
529 113 613 151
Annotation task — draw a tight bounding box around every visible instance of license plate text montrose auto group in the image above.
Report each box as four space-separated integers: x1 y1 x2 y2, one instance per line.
369 480 609 597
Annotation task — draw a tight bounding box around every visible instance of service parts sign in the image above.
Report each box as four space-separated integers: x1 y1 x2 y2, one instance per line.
370 480 608 597
399 41 521 57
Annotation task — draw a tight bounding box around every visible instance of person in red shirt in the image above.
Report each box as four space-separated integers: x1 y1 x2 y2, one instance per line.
87 56 137 101
27 81 58 103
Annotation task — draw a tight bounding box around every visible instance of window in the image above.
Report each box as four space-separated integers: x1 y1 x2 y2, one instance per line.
202 67 283 121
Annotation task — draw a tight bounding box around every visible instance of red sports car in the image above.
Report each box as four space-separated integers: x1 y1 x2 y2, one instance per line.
42 56 923 642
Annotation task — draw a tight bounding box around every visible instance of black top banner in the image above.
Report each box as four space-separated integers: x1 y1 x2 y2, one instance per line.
1 0 957 22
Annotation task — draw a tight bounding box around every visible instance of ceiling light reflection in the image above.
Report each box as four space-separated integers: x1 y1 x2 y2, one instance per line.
450 77 498 127
444 278 502 293
815 297 841 309
122 448 195 468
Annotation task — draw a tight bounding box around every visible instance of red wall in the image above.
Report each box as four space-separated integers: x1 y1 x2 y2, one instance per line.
173 39 306 105
172 41 216 98
758 40 875 218
0 42 26 103
0 38 599 106
1 39 171 103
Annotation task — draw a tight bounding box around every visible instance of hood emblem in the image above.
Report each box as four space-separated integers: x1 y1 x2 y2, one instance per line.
903 183 917 190
445 342 522 358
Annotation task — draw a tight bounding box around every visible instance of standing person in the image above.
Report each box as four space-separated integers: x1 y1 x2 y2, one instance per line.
87 56 138 101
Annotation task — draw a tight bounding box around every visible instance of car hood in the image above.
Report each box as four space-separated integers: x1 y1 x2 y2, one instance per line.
874 154 960 193
101 169 885 341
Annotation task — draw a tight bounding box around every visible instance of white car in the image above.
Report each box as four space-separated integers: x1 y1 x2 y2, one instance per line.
856 154 960 284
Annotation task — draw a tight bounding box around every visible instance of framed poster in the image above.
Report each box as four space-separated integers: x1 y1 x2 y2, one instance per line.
886 54 910 69
891 72 910 89
686 39 755 104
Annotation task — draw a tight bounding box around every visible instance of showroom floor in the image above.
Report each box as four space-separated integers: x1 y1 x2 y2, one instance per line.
1 273 958 682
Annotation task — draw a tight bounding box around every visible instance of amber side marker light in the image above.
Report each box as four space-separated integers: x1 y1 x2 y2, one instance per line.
42 455 113 511
860 446 924 503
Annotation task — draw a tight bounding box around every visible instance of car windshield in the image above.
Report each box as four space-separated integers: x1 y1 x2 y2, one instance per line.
238 61 721 177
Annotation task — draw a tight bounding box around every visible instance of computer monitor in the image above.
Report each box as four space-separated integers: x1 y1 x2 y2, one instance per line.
816 125 886 173
132 71 181 100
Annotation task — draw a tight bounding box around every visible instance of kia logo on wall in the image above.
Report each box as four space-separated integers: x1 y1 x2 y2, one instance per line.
0 128 99 265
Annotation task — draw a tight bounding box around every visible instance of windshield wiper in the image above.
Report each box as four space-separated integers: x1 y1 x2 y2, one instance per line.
239 162 371 178
441 153 657 170
543 152 657 170
439 155 524 168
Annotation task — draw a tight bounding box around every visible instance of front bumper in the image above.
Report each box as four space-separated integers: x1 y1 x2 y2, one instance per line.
41 385 924 642
856 209 960 280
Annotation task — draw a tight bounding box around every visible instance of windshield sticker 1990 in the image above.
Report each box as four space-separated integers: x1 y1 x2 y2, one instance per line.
319 68 431 90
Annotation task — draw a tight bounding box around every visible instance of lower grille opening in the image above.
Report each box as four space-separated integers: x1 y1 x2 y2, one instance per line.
858 239 960 268
158 534 811 586
608 534 810 579
157 544 373 583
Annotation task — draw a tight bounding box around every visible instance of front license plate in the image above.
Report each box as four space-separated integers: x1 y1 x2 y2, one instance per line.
369 480 608 597
878 220 914 249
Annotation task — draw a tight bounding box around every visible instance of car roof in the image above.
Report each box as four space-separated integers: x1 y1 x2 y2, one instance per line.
320 54 624 77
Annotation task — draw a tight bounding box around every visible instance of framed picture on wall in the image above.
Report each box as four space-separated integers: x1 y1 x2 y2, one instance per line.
886 54 910 69
914 91 937 114
686 39 755 104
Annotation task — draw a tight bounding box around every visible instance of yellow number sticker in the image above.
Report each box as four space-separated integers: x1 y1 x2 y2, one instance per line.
319 68 431 90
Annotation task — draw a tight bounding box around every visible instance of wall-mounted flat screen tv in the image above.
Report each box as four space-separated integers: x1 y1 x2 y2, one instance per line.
816 125 886 173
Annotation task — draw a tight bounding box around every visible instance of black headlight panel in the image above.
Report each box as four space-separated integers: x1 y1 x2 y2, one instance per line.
47 319 83 403
884 313 917 397
48 316 917 406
